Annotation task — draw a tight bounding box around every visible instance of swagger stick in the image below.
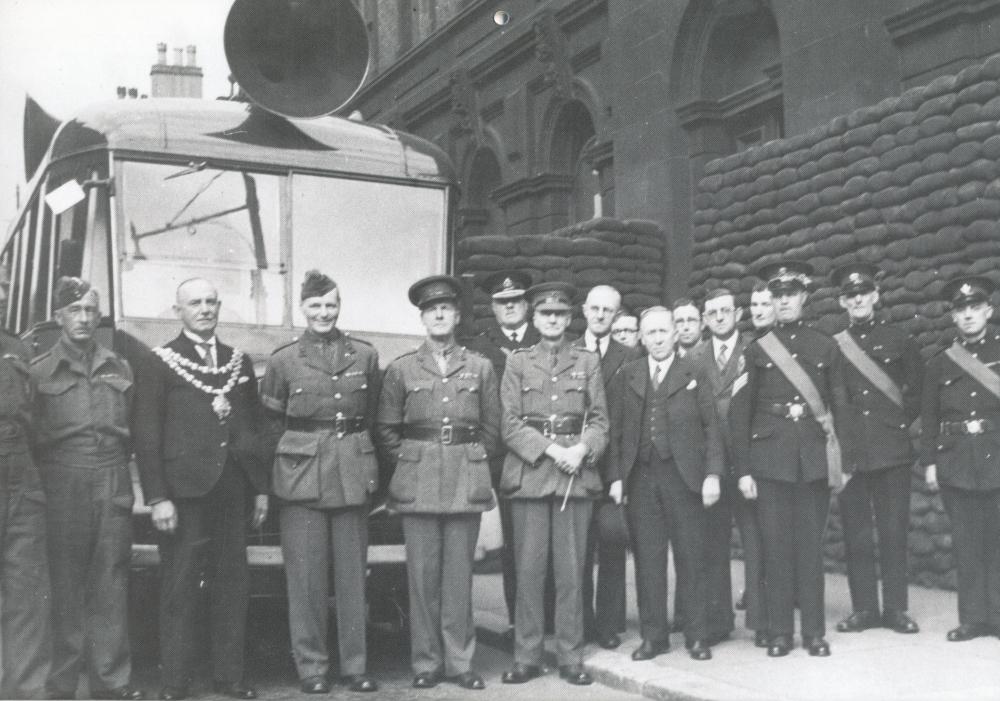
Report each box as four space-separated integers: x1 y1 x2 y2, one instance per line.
560 408 588 512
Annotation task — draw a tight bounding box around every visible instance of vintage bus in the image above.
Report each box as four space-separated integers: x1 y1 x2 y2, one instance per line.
1 0 459 633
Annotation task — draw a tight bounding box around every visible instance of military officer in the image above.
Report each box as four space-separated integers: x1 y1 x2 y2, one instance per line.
32 278 142 700
922 275 1000 642
830 263 922 635
377 275 500 691
499 282 609 687
0 267 51 700
460 269 539 629
730 261 851 658
260 271 379 694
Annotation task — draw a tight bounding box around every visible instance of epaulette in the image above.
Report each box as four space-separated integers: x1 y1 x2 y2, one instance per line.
512 347 531 354
345 332 373 346
30 349 52 366
271 338 298 355
394 347 420 361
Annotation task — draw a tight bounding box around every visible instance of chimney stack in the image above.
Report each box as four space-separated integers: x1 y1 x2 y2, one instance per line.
150 42 203 98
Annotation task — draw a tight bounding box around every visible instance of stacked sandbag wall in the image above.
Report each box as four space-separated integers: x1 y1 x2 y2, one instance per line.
456 217 666 336
693 55 1000 590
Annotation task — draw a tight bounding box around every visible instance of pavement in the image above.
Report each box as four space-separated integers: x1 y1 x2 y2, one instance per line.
472 555 1000 701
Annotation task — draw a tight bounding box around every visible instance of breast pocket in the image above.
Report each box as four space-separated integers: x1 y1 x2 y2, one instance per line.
455 381 481 419
389 442 421 504
560 383 587 414
36 378 81 430
96 375 133 426
403 383 434 422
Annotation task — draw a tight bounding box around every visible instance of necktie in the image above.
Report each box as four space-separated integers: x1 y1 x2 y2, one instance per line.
652 364 663 390
508 331 518 344
435 350 448 374
197 341 216 368
717 343 728 372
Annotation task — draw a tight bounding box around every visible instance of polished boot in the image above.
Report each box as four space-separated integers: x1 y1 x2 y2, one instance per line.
558 665 593 686
882 610 919 634
597 632 621 649
299 677 330 694
344 675 378 693
411 670 442 689
835 610 880 632
753 630 769 648
448 672 485 690
158 686 188 701
766 635 792 657
631 639 670 661
803 636 831 656
501 663 541 684
91 686 144 700
687 640 712 661
212 681 257 699
946 623 991 641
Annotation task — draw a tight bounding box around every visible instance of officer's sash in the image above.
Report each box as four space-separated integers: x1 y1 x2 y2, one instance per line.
833 330 904 409
757 332 846 492
945 342 1000 401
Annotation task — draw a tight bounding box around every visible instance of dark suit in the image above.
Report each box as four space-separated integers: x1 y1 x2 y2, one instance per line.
460 320 539 624
690 333 765 636
133 333 267 688
608 355 724 644
837 319 922 617
572 336 639 641
730 321 850 640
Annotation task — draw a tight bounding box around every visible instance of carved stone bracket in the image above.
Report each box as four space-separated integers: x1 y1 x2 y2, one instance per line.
533 10 574 98
449 68 483 144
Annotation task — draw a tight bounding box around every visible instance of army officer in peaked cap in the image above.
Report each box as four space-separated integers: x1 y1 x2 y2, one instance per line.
260 271 380 694
377 275 501 691
830 263 922 636
922 275 1000 642
729 260 851 659
499 282 609 687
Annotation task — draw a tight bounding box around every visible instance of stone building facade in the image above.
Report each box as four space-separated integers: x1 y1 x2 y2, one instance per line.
354 0 1000 299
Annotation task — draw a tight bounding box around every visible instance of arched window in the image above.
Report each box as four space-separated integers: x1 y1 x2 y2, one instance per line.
551 101 599 224
459 147 504 238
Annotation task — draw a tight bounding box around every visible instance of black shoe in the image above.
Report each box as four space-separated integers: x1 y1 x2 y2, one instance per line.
345 675 378 693
501 663 540 684
597 632 621 649
558 665 593 686
767 635 792 657
300 676 330 694
735 589 746 610
753 630 769 648
92 686 144 700
688 640 712 661
157 687 187 701
803 636 831 657
835 610 880 633
448 672 485 690
947 623 990 642
631 639 669 661
212 681 257 699
882 611 919 634
411 671 442 689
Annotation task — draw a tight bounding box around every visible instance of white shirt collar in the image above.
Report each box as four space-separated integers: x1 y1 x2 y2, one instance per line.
584 330 609 355
183 329 216 347
504 322 528 343
712 332 738 357
648 353 674 378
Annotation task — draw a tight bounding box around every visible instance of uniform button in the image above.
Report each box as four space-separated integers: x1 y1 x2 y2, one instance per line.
862 390 869 395
971 391 977 397
970 410 976 416
551 395 558 401
332 375 338 381
863 410 870 416
443 397 450 403
900 424 906 429
442 378 449 383
860 334 867 340
220 441 227 447
790 334 797 340
442 417 450 424
552 377 558 382
792 353 798 358
334 393 342 399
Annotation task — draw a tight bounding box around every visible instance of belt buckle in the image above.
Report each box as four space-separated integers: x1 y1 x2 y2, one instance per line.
787 403 805 421
966 419 984 435
440 425 453 445
543 415 556 438
334 412 346 439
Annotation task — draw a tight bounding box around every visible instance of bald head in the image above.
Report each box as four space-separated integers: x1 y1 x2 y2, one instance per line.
583 285 622 338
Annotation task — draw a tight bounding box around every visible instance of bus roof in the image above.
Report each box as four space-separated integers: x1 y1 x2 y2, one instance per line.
44 98 455 182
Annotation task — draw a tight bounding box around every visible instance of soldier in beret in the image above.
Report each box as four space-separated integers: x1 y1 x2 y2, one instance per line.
377 275 500 691
830 263 922 636
260 271 379 694
729 261 851 658
0 266 51 699
499 282 609 686
460 269 540 630
31 278 142 700
922 275 1000 642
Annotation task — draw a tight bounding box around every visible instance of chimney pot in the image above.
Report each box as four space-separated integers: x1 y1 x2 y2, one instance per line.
117 86 127 99
186 45 197 67
128 87 138 99
156 42 167 65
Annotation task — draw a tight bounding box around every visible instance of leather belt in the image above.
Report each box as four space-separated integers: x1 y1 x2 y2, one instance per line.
940 419 997 435
287 415 366 438
403 424 480 445
760 402 812 421
524 415 584 437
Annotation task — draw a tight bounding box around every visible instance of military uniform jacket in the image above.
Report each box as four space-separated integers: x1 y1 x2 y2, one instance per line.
838 319 922 472
377 343 500 514
688 333 753 468
133 333 267 502
730 321 851 483
462 320 541 379
32 337 133 469
499 341 609 499
0 330 34 456
919 329 1000 491
260 330 381 509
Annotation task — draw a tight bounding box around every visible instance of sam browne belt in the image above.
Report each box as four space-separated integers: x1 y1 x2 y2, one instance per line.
760 402 812 421
403 424 480 445
940 419 997 435
523 414 584 436
287 415 366 437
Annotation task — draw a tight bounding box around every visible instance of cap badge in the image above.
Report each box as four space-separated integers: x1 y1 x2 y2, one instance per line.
960 283 973 296
502 277 514 290
849 273 862 284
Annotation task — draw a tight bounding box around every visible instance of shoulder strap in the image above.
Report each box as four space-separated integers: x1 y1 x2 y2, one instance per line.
757 332 828 418
833 330 904 408
945 342 1000 401
757 332 846 491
